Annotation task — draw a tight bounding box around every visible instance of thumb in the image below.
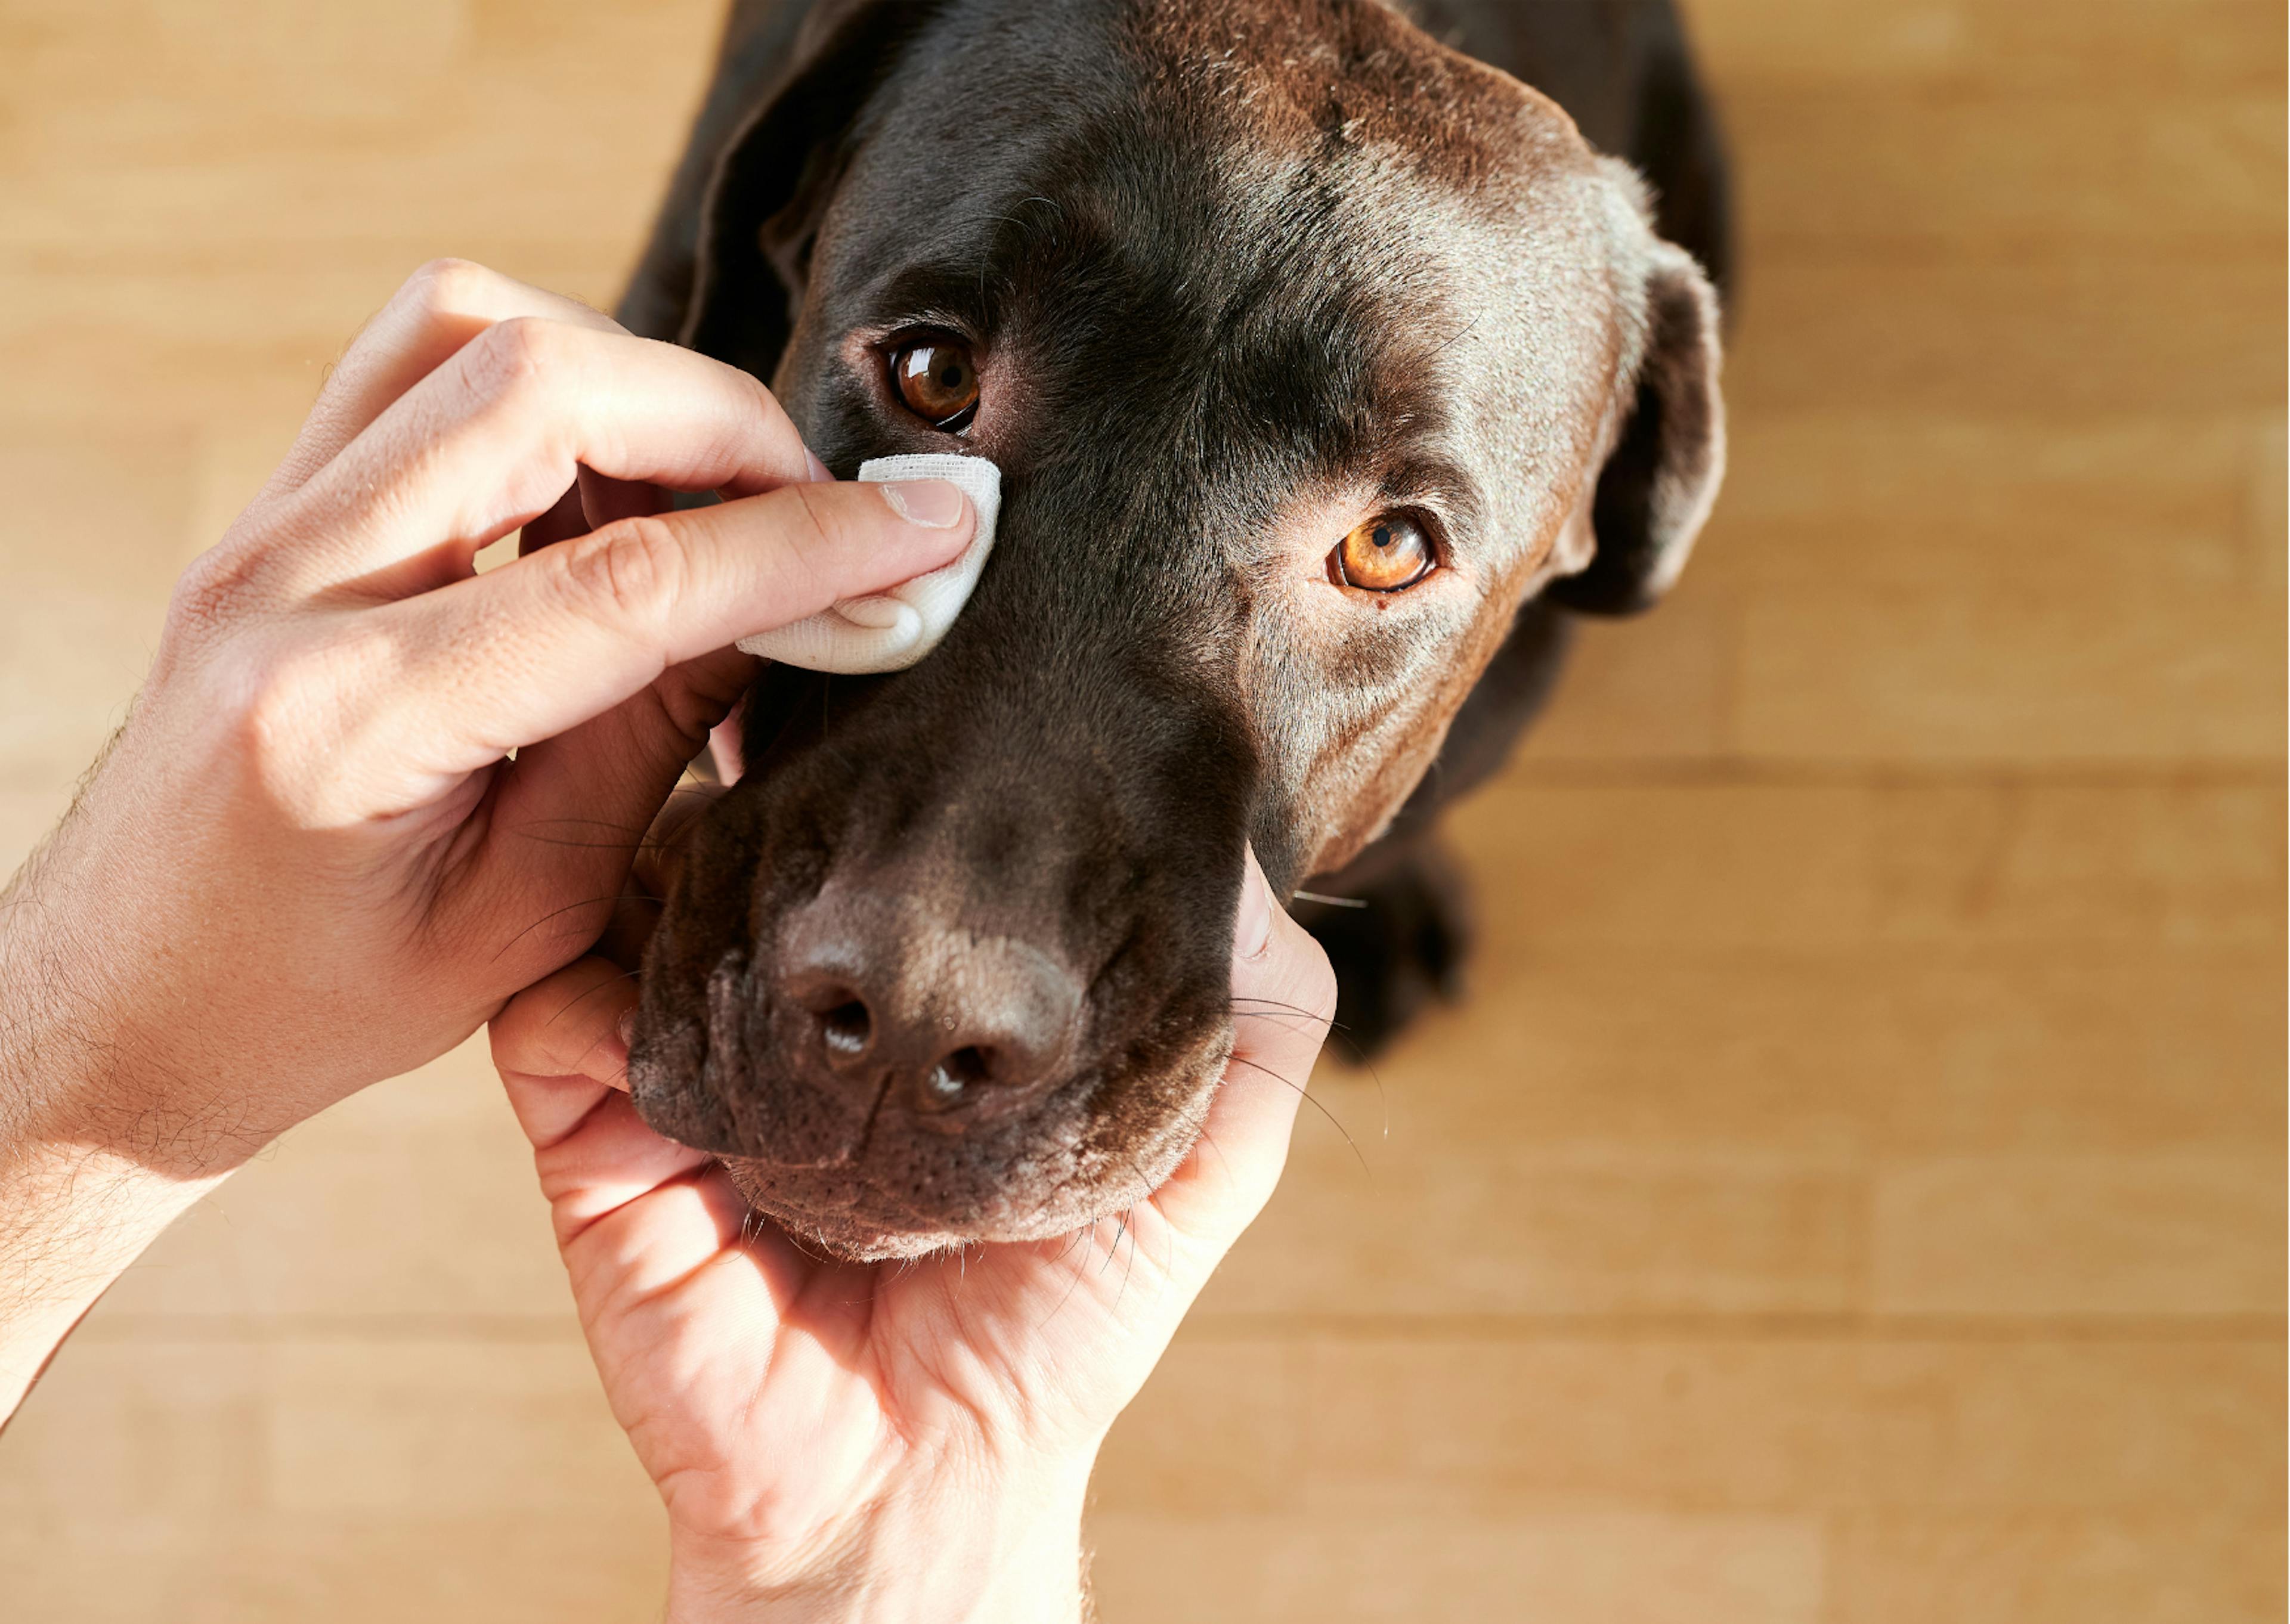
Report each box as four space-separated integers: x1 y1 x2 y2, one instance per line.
379 476 973 782
444 479 971 978
485 643 753 967
1151 847 1336 1247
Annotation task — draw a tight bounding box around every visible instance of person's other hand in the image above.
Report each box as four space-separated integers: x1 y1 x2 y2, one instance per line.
490 841 1335 1623
1 259 971 1171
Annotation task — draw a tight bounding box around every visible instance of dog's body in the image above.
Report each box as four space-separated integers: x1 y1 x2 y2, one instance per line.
618 0 1729 1258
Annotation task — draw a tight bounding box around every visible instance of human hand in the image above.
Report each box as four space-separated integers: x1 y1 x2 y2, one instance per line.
0 260 971 1417
0 258 971 1170
490 834 1335 1623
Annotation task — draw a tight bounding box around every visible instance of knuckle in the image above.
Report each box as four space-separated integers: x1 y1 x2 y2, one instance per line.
785 479 841 539
166 543 263 639
528 987 626 1074
226 651 324 806
645 662 742 755
230 653 298 751
776 483 843 584
459 314 564 407
729 363 785 429
224 630 398 820
558 515 686 627
398 256 494 320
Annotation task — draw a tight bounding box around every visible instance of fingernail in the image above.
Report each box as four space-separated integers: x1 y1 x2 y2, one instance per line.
803 448 834 483
1234 849 1274 962
877 479 970 529
615 1008 638 1053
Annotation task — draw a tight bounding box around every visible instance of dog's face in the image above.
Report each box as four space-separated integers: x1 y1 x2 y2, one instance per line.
629 0 1723 1257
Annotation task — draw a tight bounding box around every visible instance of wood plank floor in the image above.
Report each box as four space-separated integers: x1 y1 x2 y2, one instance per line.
1 1 2282 1618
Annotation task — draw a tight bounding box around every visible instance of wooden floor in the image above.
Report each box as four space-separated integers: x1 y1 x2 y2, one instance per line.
2 1 2282 1618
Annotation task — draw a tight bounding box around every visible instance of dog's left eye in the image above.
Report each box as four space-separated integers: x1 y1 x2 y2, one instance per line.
1330 513 1437 593
889 339 980 431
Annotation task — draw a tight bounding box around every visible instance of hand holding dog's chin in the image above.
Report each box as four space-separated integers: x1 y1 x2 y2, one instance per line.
491 856 1335 1623
0 259 970 1421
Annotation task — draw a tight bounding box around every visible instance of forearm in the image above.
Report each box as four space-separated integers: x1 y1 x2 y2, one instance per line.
0 840 234 1422
0 1135 228 1421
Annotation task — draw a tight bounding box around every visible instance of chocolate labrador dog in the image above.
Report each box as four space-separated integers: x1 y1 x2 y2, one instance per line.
616 0 1729 1258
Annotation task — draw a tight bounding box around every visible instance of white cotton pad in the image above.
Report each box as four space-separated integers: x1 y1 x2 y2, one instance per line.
736 454 1001 674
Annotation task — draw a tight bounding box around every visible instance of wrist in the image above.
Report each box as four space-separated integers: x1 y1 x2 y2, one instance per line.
0 800 270 1180
662 1456 1095 1624
0 835 239 1421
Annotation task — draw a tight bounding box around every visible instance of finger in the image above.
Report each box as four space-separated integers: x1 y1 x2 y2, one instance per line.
268 259 627 503
474 657 750 984
577 463 671 533
519 481 592 557
519 467 673 562
530 1081 822 1321
490 956 643 1146
367 478 971 794
287 317 819 588
531 1088 718 1251
632 780 730 903
707 696 748 783
492 959 816 1312
1153 849 1336 1244
555 1145 810 1328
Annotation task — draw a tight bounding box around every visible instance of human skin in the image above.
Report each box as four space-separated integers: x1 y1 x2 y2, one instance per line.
0 256 1336 1620
491 841 1333 1622
0 259 974 1420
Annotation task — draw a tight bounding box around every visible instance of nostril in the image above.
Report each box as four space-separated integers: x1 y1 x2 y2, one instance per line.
918 1045 995 1111
779 901 1082 1122
787 969 874 1067
820 1000 872 1059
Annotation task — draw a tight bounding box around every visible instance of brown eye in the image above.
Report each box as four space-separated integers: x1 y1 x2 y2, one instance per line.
1331 513 1436 593
890 339 980 430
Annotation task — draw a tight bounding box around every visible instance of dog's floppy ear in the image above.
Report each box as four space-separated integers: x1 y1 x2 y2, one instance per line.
669 0 932 377
1545 237 1725 616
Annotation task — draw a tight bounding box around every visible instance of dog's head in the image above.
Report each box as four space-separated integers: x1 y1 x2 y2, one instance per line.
628 0 1725 1257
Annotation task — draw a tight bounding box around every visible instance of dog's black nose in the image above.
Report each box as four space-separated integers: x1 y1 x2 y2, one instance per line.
776 891 1082 1127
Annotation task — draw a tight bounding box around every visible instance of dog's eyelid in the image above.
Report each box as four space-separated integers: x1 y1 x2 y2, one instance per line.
875 316 980 346
1364 501 1455 568
847 309 989 376
1376 455 1482 538
1390 501 1454 551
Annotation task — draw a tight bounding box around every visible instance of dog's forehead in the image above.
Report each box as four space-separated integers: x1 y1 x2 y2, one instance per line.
1129 1 1636 532
830 0 1632 544
1130 0 1587 190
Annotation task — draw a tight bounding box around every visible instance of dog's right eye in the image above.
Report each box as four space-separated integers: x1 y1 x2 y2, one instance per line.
1330 513 1437 593
890 339 980 432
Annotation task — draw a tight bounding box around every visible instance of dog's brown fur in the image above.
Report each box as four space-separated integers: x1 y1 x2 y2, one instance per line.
618 0 1727 1258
